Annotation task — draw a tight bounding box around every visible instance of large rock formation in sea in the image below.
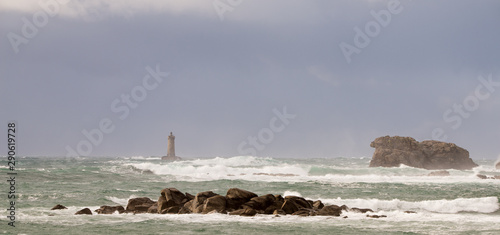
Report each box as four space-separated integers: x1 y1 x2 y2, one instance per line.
496 161 500 170
121 188 380 217
64 187 389 218
369 136 478 170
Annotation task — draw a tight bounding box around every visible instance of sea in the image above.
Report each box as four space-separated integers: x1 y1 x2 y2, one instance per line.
2 156 499 234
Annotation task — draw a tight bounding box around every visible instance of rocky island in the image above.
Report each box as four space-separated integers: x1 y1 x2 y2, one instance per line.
369 136 478 170
58 187 390 218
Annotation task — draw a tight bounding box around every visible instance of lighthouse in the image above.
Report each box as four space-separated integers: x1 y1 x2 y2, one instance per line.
162 132 180 160
167 132 175 157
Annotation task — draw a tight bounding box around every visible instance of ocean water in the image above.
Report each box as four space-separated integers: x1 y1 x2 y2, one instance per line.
2 156 500 234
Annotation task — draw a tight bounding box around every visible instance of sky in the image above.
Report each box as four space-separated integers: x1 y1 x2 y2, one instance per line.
1 0 500 159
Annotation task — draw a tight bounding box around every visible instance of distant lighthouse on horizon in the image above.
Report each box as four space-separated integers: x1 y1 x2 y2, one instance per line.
162 132 181 161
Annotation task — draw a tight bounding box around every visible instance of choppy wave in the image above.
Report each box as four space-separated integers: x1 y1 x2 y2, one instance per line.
319 197 499 214
11 155 500 234
123 156 309 182
106 195 139 205
118 156 500 184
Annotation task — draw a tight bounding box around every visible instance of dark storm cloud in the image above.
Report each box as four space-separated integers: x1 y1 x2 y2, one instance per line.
1 0 499 159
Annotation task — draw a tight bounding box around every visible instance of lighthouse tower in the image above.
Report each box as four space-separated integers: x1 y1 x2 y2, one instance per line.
162 132 180 160
167 132 175 157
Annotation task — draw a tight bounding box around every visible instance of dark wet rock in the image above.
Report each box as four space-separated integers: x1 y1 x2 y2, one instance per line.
350 207 374 213
160 205 181 214
267 195 285 214
185 192 195 201
243 194 275 211
126 197 156 213
281 196 312 214
404 210 417 214
75 208 92 215
226 188 258 200
292 208 317 216
202 195 226 214
162 188 188 204
477 174 488 179
273 209 286 215
147 204 158 214
477 174 500 179
87 187 389 218
226 188 258 210
239 208 257 216
317 205 342 216
158 188 187 212
95 205 125 214
192 191 219 213
369 136 477 170
51 204 67 210
229 208 257 216
263 205 277 214
274 195 284 203
427 170 450 176
312 200 324 210
178 201 193 214
367 214 387 218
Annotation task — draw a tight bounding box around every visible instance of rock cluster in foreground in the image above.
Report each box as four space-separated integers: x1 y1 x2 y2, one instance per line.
369 136 478 170
66 188 388 218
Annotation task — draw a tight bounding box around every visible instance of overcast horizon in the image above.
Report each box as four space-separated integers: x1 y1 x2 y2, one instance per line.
1 0 500 160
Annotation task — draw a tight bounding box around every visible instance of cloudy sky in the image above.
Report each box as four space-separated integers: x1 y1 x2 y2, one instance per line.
1 0 500 159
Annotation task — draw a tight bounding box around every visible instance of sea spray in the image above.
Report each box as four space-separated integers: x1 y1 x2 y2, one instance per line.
318 197 499 213
7 156 500 234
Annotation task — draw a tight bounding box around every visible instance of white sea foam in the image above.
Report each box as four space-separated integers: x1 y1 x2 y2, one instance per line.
318 196 499 214
124 157 309 182
184 156 275 167
116 156 500 184
398 164 415 169
283 191 302 197
18 205 500 229
105 195 139 206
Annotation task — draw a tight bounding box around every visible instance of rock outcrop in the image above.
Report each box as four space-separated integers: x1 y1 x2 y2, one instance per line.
126 197 156 214
62 187 382 218
114 187 378 218
161 156 182 161
495 161 500 169
369 136 478 170
51 204 67 210
95 205 125 214
75 208 92 215
477 174 500 180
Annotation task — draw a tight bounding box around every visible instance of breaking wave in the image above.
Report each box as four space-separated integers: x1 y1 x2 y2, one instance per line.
319 197 499 214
